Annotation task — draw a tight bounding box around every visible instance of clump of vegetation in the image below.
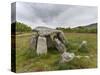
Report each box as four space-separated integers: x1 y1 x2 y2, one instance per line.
11 22 32 33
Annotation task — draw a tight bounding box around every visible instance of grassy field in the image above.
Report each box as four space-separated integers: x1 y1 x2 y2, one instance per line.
16 32 97 73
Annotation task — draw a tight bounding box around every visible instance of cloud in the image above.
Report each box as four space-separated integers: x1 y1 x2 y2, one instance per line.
12 2 98 28
51 6 97 28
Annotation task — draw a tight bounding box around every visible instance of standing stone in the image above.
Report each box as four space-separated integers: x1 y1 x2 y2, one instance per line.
46 35 54 48
57 31 68 45
54 38 66 53
57 32 66 44
37 36 47 55
30 35 37 50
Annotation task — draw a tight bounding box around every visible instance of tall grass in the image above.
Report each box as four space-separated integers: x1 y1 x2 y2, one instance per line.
16 32 97 72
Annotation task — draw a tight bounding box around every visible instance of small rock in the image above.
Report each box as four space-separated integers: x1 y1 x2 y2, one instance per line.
60 52 75 63
75 55 90 59
78 40 88 52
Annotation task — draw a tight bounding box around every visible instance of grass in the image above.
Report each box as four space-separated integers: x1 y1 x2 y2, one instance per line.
15 32 97 73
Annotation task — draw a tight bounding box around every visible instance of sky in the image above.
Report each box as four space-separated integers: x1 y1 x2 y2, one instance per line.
11 2 98 29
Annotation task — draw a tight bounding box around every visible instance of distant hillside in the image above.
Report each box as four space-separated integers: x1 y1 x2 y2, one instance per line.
75 23 97 29
56 23 97 33
84 23 97 29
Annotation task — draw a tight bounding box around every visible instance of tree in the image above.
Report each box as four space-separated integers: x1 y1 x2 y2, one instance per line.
12 22 32 32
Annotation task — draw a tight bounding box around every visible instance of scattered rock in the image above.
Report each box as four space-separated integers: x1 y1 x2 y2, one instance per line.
78 40 88 52
60 52 75 63
75 55 90 59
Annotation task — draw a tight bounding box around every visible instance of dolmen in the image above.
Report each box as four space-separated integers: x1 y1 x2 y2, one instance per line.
30 26 75 63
